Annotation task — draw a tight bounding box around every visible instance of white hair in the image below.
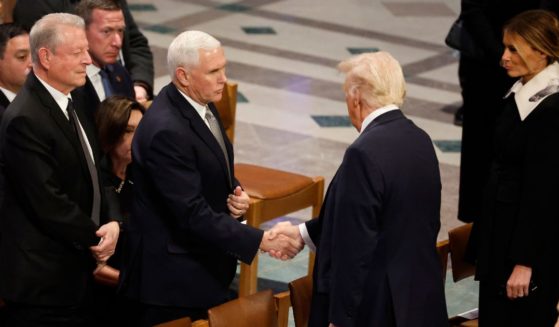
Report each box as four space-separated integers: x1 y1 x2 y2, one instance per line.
338 51 406 108
29 13 85 64
167 30 221 77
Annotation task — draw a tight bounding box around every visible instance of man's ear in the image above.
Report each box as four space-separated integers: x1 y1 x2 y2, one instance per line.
175 67 189 87
353 90 361 111
38 48 50 69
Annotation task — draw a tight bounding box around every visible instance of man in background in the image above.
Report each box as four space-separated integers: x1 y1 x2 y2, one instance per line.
0 23 30 118
75 0 135 116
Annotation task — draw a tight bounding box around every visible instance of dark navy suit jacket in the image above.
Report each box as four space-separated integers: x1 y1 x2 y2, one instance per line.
118 83 263 309
306 110 448 327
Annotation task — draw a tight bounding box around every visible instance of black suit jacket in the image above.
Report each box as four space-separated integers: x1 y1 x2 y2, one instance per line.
118 83 263 309
0 73 116 306
0 90 9 119
306 110 448 327
77 62 135 120
470 94 559 325
13 0 154 96
0 91 9 210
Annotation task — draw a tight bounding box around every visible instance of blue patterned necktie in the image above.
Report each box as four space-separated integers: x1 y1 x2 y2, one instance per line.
99 68 114 98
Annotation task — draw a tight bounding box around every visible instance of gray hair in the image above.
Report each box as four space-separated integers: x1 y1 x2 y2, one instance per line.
30 13 85 64
167 30 221 77
338 51 406 108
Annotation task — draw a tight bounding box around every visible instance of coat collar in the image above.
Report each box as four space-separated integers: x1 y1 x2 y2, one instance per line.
165 83 233 189
361 108 405 134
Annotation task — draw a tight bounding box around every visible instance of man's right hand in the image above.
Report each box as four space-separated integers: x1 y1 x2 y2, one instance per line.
259 228 303 260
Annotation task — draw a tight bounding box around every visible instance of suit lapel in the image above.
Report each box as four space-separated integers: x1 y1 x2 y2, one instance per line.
28 74 90 176
167 84 232 188
0 90 9 109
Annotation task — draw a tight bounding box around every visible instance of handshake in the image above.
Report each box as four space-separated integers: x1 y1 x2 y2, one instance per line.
259 222 306 260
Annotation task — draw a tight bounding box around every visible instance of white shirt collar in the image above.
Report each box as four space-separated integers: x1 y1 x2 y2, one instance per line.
177 88 210 127
360 104 399 133
86 64 106 101
505 62 559 120
86 63 101 77
35 73 72 119
0 86 17 102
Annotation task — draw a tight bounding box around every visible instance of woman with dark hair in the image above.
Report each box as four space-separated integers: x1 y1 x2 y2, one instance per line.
470 9 559 326
90 96 144 325
96 95 145 219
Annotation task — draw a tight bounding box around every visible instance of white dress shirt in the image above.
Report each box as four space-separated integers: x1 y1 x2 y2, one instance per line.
35 73 95 163
177 88 212 129
86 64 107 101
0 86 16 103
505 62 559 121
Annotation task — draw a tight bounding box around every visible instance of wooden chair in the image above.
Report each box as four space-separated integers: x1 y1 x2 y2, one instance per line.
207 289 278 327
289 275 313 327
214 82 325 298
437 239 450 284
447 223 478 327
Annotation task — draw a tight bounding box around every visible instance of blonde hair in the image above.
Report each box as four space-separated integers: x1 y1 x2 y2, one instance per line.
504 10 559 67
338 51 406 108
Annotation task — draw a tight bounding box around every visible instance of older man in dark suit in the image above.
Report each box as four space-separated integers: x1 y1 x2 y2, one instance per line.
0 13 120 326
271 52 448 327
118 30 302 326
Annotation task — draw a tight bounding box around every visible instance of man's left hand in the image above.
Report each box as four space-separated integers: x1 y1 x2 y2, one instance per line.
90 221 120 263
227 186 250 218
506 264 532 299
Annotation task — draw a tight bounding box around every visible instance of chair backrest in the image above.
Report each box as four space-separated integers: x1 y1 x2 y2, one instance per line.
207 289 278 327
213 82 238 144
437 239 450 284
448 223 476 282
289 275 313 327
154 316 192 327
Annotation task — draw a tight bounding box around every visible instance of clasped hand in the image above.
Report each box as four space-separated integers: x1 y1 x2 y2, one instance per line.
89 221 120 263
260 221 304 260
227 186 250 218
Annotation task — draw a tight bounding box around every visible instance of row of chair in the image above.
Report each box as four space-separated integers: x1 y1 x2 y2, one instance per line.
155 289 282 327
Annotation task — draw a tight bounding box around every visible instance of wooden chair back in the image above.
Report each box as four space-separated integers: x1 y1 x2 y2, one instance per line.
208 289 278 327
289 275 313 327
448 223 476 282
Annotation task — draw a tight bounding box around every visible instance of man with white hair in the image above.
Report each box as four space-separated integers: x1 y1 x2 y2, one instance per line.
270 52 448 327
118 30 302 325
0 13 120 326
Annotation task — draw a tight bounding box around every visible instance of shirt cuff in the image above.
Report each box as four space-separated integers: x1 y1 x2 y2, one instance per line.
299 223 316 252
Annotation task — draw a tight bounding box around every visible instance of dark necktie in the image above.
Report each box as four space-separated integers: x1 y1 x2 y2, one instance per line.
99 68 114 98
67 99 101 225
205 107 232 187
